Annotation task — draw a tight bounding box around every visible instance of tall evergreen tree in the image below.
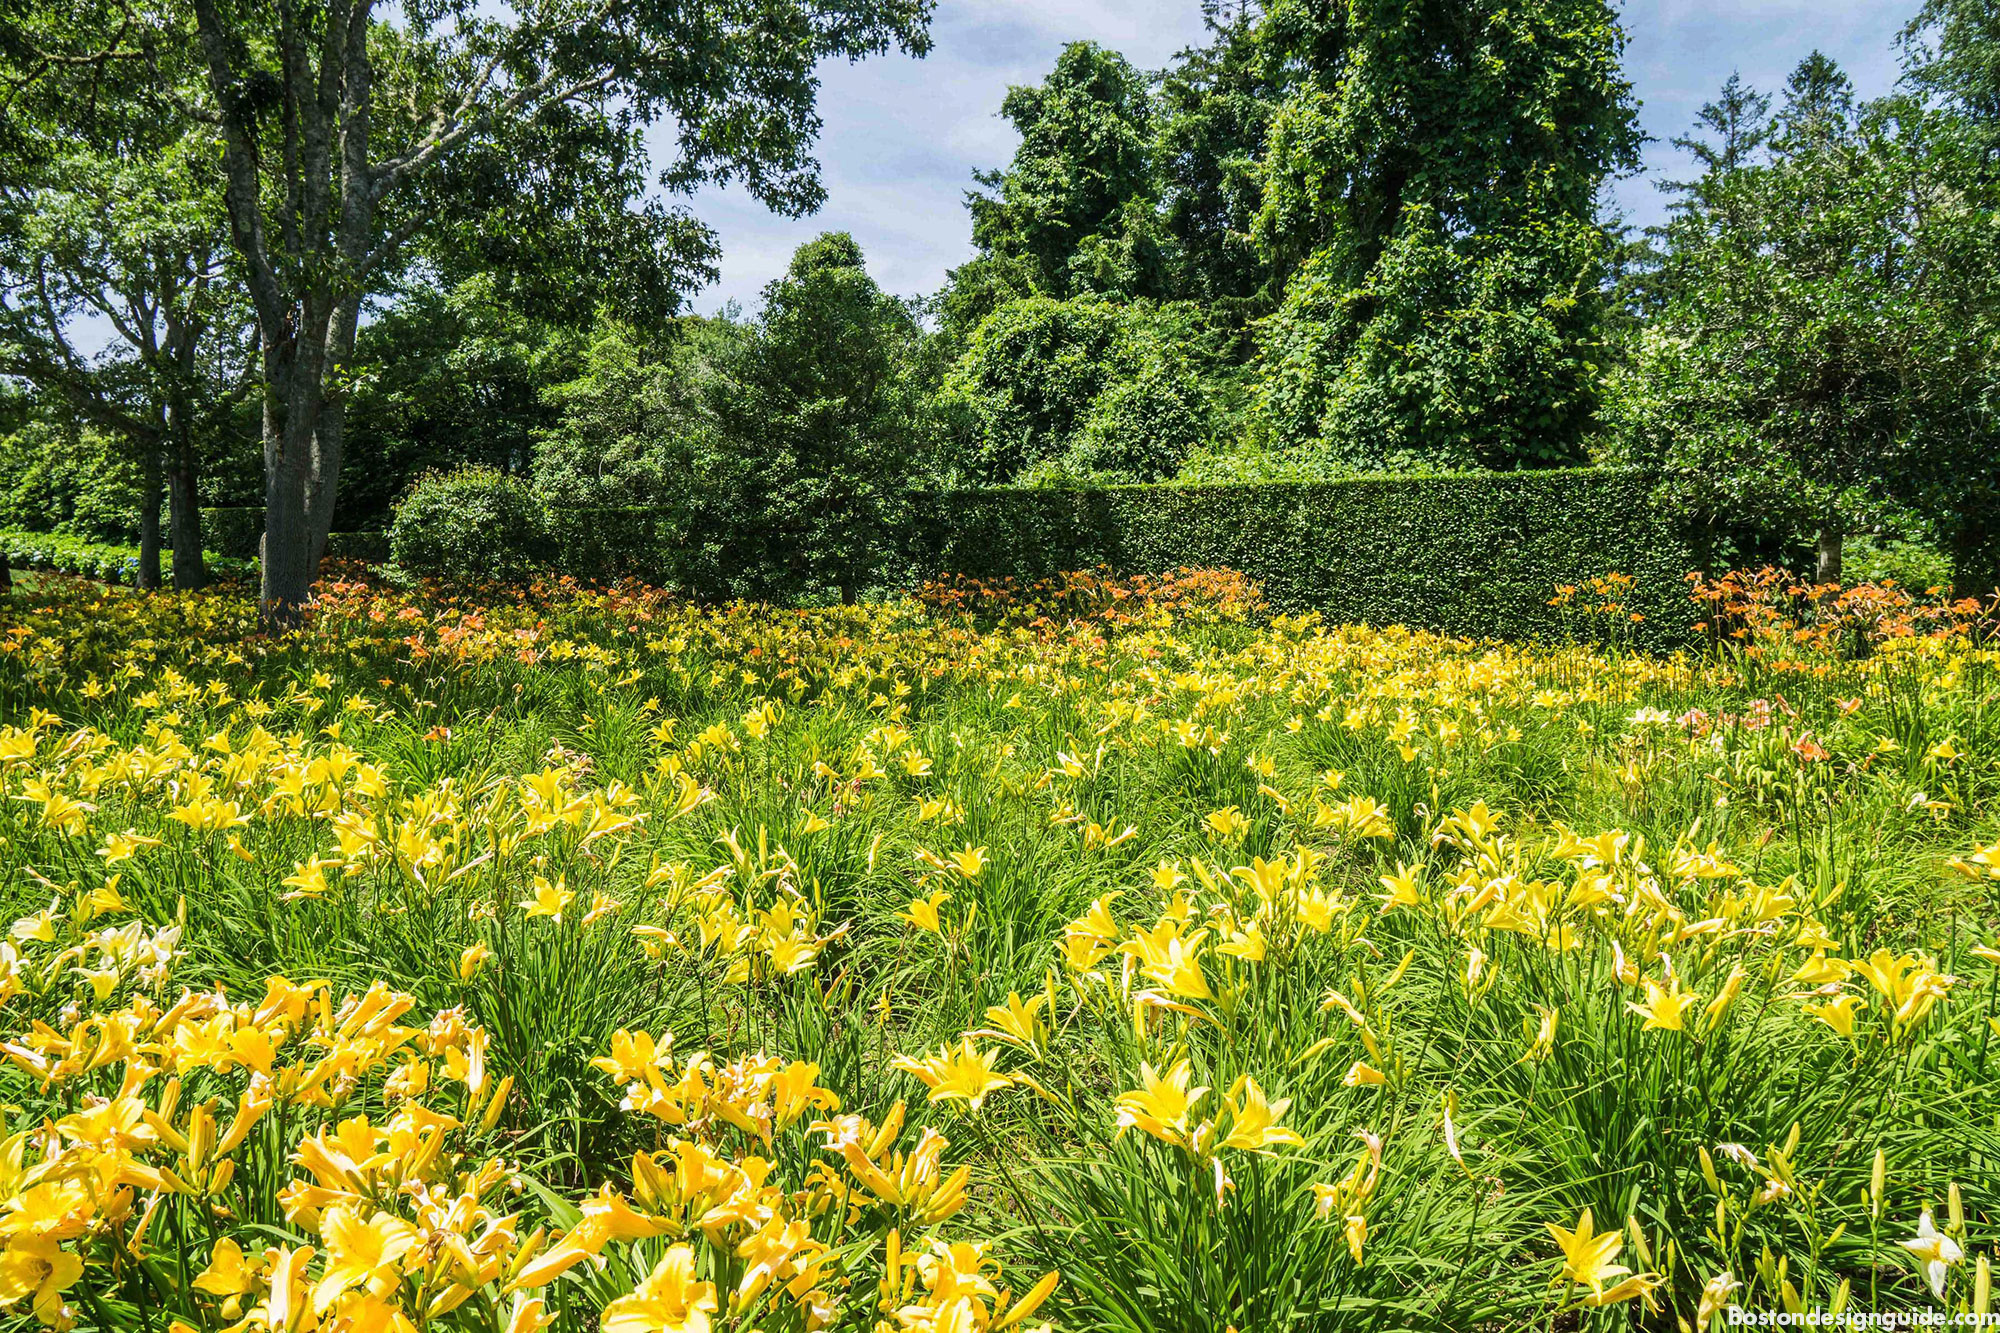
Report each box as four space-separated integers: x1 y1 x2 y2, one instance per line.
716 234 927 604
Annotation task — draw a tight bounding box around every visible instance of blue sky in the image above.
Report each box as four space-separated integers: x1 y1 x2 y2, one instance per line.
676 0 1910 313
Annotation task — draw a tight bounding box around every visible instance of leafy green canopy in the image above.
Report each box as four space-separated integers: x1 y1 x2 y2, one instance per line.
968 43 1158 303
528 234 930 604
1250 0 1641 471
1605 49 2000 584
2 0 935 610
941 297 1210 487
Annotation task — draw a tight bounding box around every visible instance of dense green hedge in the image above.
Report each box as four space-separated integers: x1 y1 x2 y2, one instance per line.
379 467 1708 640
908 469 1699 643
0 530 256 585
383 468 1699 641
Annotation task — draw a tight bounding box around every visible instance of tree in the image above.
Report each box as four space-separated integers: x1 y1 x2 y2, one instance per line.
0 18 250 589
533 311 745 592
1607 61 2000 583
710 234 926 604
1250 0 1642 469
941 296 1209 485
1259 199 1611 472
341 277 585 527
1153 1 1289 324
7 0 932 614
967 43 1158 299
1901 0 2000 587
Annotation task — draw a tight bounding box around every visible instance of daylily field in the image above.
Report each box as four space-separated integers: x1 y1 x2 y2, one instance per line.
0 566 1997 1332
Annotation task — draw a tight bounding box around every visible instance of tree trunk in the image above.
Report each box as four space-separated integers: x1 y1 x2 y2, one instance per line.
0 550 11 593
841 580 857 606
261 429 317 620
137 449 162 590
168 441 206 591
1815 521 1844 585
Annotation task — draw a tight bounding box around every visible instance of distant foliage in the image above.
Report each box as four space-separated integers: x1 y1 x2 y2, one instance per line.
388 467 549 584
532 316 744 512
0 528 252 584
340 278 585 529
0 422 144 542
710 232 931 603
1257 202 1607 471
967 43 1159 299
943 297 1210 485
1603 54 2000 583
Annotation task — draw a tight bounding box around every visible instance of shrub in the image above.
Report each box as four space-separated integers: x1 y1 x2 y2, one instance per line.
387 467 549 583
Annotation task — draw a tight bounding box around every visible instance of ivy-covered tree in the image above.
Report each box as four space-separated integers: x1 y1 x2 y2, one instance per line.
1153 1 1291 325
967 43 1159 301
1250 0 1642 470
941 296 1209 485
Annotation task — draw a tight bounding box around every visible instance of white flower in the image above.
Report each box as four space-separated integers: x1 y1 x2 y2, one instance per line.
1696 1271 1741 1327
1898 1209 1964 1298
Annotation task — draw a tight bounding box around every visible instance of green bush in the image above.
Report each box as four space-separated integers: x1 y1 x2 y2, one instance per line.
544 507 666 583
387 467 549 583
0 529 255 585
0 423 145 542
910 468 1697 645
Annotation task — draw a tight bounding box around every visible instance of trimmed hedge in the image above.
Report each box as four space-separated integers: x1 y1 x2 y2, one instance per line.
0 530 256 586
908 469 1698 644
325 530 389 563
388 467 1704 643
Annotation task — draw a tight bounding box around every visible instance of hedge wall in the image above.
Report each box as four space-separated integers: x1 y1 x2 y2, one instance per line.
388 468 1702 643
908 469 1698 644
202 506 264 559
